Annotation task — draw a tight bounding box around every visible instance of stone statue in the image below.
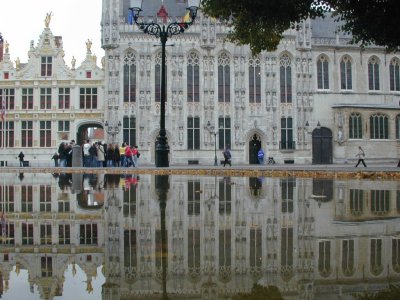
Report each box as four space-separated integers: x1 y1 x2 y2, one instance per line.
71 56 76 69
4 40 9 54
86 39 92 52
45 12 53 28
15 57 20 70
92 53 97 64
101 56 105 69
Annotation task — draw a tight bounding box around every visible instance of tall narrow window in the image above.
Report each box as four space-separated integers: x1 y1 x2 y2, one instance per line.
349 113 362 139
41 56 52 77
79 87 98 109
249 57 261 103
188 180 200 215
390 58 400 91
342 239 355 276
123 116 136 147
370 114 388 139
41 256 52 277
318 240 331 277
218 117 231 150
219 229 231 268
21 121 33 147
281 178 294 213
59 224 71 245
370 238 383 275
22 88 34 109
40 121 51 147
187 52 200 102
350 189 364 216
280 117 294 150
21 186 33 212
218 53 231 103
58 87 70 109
155 53 165 103
0 121 14 148
368 56 380 90
340 56 352 90
187 117 200 150
123 184 136 217
392 238 400 273
124 230 137 277
40 185 51 212
124 51 136 103
40 224 52 245
317 55 329 89
219 178 231 215
188 229 201 273
40 88 51 109
250 228 262 269
280 54 292 103
0 185 14 212
22 223 34 245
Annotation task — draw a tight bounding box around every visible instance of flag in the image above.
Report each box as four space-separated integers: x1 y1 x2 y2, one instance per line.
128 10 134 25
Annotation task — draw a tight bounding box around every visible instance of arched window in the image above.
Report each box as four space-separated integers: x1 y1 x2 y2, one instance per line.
280 54 292 103
318 240 331 277
368 56 380 91
390 58 400 91
342 239 355 276
317 55 329 89
370 114 388 139
187 52 200 102
218 52 230 103
370 238 383 276
123 51 136 103
349 113 362 139
249 57 261 103
396 115 400 139
340 56 352 90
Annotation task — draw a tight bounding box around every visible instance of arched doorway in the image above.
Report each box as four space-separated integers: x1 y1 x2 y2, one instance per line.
312 127 333 164
77 123 104 145
249 134 261 164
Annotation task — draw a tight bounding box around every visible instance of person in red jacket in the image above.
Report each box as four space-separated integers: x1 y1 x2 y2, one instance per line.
125 145 133 167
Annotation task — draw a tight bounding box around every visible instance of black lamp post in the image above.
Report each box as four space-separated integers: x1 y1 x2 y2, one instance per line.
206 121 218 166
129 0 200 167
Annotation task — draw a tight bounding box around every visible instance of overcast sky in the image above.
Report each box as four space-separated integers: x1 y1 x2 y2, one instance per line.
1 0 103 68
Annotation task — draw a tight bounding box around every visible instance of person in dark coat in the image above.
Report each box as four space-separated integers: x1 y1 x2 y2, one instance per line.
18 152 25 167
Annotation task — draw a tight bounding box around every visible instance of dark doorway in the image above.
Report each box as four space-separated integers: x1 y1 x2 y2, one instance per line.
249 134 261 164
312 127 333 164
77 123 104 145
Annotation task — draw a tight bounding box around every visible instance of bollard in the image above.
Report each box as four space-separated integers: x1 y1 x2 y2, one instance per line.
72 145 83 167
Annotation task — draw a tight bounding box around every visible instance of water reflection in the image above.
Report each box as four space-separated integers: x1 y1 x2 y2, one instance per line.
0 173 400 299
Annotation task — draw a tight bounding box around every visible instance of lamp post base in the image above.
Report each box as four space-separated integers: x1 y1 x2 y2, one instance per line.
155 136 170 167
214 156 218 166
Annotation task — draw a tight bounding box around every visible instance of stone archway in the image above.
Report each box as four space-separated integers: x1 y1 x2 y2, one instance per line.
77 122 104 145
312 127 333 164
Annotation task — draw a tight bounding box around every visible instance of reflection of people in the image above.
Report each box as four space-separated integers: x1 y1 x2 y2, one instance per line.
45 12 52 28
18 152 25 167
355 146 367 167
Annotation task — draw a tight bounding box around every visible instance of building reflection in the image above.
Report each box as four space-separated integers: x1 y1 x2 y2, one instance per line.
0 173 400 299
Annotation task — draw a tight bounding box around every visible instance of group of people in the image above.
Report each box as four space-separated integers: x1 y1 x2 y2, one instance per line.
51 140 140 168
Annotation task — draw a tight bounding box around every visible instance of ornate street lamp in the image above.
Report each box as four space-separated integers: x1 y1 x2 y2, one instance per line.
129 0 200 167
104 120 121 143
206 121 218 166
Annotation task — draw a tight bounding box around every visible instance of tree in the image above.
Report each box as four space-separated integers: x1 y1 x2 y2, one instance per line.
201 0 400 53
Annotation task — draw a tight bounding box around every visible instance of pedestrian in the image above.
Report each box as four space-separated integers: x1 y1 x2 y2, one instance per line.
355 146 367 167
125 145 133 167
113 144 121 167
132 145 140 167
257 148 265 165
106 144 115 167
51 152 59 167
89 142 98 167
58 142 68 167
119 142 127 167
222 145 232 167
97 142 105 167
82 139 91 167
18 151 25 167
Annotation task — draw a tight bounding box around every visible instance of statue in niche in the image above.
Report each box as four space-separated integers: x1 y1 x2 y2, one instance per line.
44 12 53 28
86 39 92 52
178 91 183 106
139 91 145 106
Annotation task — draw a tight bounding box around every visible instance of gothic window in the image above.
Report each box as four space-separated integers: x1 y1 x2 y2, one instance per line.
249 57 261 103
280 54 292 103
187 52 200 102
218 117 231 150
187 116 200 150
350 189 364 216
79 87 98 109
371 190 390 215
40 88 51 109
318 240 331 277
123 183 136 217
370 114 388 139
370 238 383 275
123 116 136 147
342 239 355 276
40 121 51 147
349 113 362 139
58 87 70 109
218 52 231 103
188 180 200 215
124 51 136 103
41 56 52 77
280 117 294 150
390 58 400 91
340 55 352 90
219 178 231 215
396 115 400 139
59 224 70 245
0 121 14 148
368 56 380 90
22 88 34 109
317 55 329 89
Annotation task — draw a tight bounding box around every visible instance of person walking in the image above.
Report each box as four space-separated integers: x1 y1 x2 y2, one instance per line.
125 145 134 167
355 146 367 167
257 148 265 165
18 151 25 167
222 145 232 167
132 145 140 167
51 152 59 167
106 144 115 167
119 142 127 167
113 144 121 167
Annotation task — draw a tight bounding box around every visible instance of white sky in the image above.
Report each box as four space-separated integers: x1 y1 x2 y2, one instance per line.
1 0 103 68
